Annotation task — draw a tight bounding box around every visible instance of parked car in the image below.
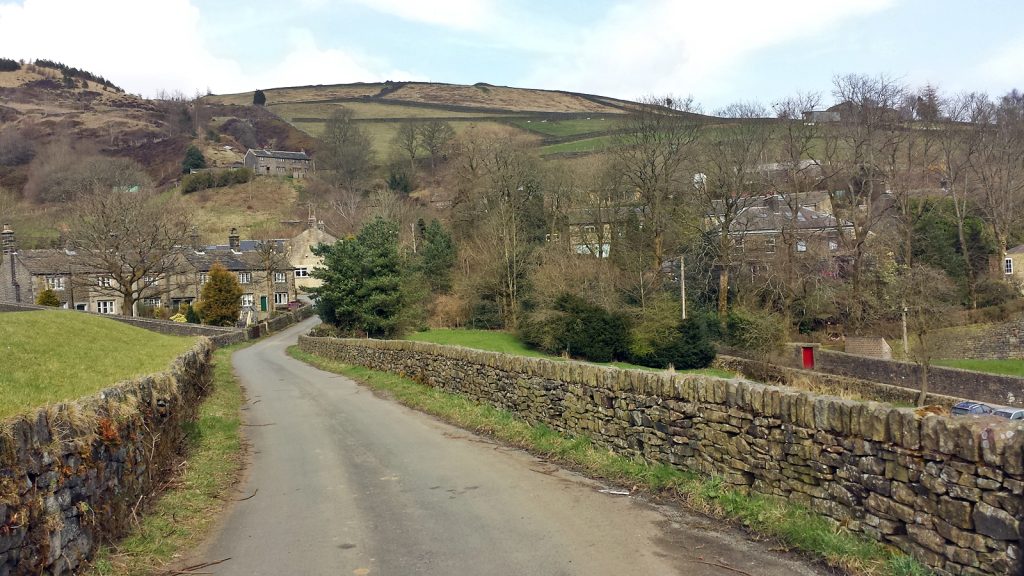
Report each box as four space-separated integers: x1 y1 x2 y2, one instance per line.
993 407 1024 420
951 401 994 416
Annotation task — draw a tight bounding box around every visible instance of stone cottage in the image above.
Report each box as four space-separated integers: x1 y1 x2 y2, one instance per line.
243 149 313 178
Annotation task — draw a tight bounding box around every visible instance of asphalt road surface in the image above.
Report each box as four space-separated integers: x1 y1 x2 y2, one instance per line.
192 318 826 576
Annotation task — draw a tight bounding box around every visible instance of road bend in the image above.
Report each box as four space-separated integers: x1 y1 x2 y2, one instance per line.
191 318 825 576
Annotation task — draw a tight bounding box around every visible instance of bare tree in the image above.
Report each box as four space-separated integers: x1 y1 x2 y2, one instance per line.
319 107 374 192
66 190 192 316
935 92 987 308
972 92 1024 278
392 121 421 173
613 95 700 269
900 264 957 405
419 120 456 172
822 74 906 332
695 101 776 320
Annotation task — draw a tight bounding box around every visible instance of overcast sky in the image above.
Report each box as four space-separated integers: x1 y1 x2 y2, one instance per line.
1 0 1021 110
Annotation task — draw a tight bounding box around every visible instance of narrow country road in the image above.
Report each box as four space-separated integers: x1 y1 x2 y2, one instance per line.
192 318 826 576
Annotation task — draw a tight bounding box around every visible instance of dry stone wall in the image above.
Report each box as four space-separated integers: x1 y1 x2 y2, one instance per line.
299 336 1024 576
0 340 214 575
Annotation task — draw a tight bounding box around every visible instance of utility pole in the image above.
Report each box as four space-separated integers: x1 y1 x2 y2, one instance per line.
680 255 687 321
901 301 909 358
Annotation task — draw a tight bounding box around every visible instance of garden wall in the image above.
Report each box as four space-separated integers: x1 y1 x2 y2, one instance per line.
930 320 1024 361
778 345 1024 408
0 340 214 575
299 335 1024 576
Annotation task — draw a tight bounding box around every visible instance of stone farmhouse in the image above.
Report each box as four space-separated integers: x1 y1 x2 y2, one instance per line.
243 149 313 178
288 217 337 290
0 224 310 323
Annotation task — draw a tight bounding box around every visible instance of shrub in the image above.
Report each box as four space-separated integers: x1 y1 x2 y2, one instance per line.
180 168 251 194
726 307 786 360
181 145 206 174
36 288 60 307
637 318 716 369
198 262 242 326
521 293 630 362
0 58 20 72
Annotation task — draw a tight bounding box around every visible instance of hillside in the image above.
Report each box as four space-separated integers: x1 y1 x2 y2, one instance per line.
204 81 657 156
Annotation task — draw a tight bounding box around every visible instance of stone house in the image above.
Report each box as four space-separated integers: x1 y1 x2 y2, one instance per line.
0 225 297 322
1001 244 1024 291
714 195 855 280
243 149 313 178
287 218 336 290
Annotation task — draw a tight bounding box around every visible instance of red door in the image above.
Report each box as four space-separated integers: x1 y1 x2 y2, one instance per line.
801 346 815 369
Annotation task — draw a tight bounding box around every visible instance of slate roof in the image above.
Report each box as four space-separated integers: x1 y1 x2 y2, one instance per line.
1007 245 1024 255
727 204 851 235
246 149 311 161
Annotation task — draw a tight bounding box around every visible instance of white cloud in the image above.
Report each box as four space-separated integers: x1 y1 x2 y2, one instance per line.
348 0 495 31
0 0 421 96
525 0 897 105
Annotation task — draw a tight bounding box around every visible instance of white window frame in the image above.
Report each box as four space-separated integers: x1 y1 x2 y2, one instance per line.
46 276 65 290
141 298 162 308
274 292 289 305
796 239 807 253
96 300 115 314
828 239 839 252
238 271 252 284
765 237 776 254
274 271 286 284
734 237 744 252
198 272 209 285
241 293 255 307
294 267 309 278
97 276 112 288
1005 257 1014 275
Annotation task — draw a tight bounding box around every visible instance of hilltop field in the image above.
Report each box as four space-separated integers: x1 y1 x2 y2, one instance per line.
204 80 646 156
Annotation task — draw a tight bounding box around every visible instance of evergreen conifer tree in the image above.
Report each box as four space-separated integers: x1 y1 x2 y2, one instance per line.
198 262 243 326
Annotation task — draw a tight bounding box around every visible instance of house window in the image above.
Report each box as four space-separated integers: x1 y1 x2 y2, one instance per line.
142 298 161 308
544 232 561 242
765 237 776 254
274 292 289 305
294 267 309 278
1006 258 1014 275
241 293 254 307
143 275 158 285
46 276 65 290
734 237 744 252
96 300 115 314
75 303 88 311
238 272 252 284
795 240 807 253
274 272 286 284
199 273 208 284
829 239 839 252
582 225 597 234
97 276 112 287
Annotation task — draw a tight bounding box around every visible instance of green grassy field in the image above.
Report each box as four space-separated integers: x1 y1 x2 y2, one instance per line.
405 328 734 378
0 310 197 419
539 135 616 155
509 117 615 137
933 358 1024 377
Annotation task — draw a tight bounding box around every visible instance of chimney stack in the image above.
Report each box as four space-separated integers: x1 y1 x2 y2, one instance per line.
1 223 14 255
191 226 201 251
228 227 240 251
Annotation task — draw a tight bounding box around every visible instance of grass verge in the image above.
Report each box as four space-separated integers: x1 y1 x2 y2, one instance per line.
0 310 197 419
406 328 735 378
287 345 930 576
86 343 249 575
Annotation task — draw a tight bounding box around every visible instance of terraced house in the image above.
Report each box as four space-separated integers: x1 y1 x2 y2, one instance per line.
0 225 298 323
